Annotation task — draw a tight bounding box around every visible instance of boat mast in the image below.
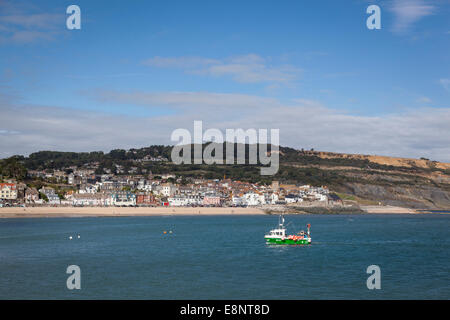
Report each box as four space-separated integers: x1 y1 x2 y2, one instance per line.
278 214 286 238
279 214 285 228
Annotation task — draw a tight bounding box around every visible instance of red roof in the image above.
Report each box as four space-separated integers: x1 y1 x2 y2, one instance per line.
0 183 16 190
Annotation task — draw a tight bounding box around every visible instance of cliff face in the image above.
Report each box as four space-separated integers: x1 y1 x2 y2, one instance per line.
315 151 450 171
340 182 450 209
281 149 450 210
310 152 450 209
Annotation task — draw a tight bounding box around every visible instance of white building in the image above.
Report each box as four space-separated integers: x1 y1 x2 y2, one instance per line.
168 195 188 206
78 184 98 194
285 194 303 204
268 193 279 204
39 187 60 205
137 179 153 192
314 194 328 202
168 195 203 206
72 193 108 206
160 183 177 197
232 196 245 206
112 192 136 206
47 194 61 205
243 192 265 206
0 183 17 200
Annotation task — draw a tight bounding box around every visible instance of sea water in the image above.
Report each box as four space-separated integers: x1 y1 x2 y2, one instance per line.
0 214 448 299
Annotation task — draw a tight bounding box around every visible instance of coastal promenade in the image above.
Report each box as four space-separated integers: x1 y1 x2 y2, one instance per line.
360 205 418 214
0 206 266 218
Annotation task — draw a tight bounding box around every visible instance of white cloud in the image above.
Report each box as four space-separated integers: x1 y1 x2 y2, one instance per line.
417 96 432 103
440 78 450 92
1 91 450 162
143 56 220 68
91 90 281 113
389 0 435 34
0 2 63 44
143 54 301 85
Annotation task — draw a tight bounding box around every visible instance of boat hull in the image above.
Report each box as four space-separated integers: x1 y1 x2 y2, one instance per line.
265 237 311 245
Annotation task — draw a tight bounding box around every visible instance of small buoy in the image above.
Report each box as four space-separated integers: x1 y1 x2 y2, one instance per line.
163 231 167 234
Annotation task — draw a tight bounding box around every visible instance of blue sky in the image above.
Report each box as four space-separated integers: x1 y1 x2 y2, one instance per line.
0 0 449 161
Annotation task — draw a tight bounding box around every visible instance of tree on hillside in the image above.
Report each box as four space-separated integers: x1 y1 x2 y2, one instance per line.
39 192 48 202
0 157 27 180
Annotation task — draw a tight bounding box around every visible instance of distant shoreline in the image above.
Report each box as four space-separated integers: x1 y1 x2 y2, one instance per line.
0 205 448 218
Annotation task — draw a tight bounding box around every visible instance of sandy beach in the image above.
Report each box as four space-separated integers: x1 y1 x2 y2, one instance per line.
0 206 266 218
0 205 446 218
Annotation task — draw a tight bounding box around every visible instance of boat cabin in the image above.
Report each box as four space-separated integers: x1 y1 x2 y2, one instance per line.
266 228 286 238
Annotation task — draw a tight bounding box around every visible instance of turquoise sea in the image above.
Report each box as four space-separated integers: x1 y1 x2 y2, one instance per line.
0 214 449 299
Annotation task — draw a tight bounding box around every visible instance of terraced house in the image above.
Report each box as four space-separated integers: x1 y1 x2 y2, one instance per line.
0 183 17 200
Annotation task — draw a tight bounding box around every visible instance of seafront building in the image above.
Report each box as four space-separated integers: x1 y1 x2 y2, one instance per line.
112 191 136 206
2 166 337 208
39 187 61 205
24 187 39 203
0 183 17 200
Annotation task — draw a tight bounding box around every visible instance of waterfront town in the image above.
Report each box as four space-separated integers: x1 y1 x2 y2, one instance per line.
0 166 339 209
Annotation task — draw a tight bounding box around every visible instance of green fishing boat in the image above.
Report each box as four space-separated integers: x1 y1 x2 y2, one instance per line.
264 215 311 245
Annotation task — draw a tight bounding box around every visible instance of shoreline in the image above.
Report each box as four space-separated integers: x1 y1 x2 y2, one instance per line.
0 205 448 218
0 206 266 218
